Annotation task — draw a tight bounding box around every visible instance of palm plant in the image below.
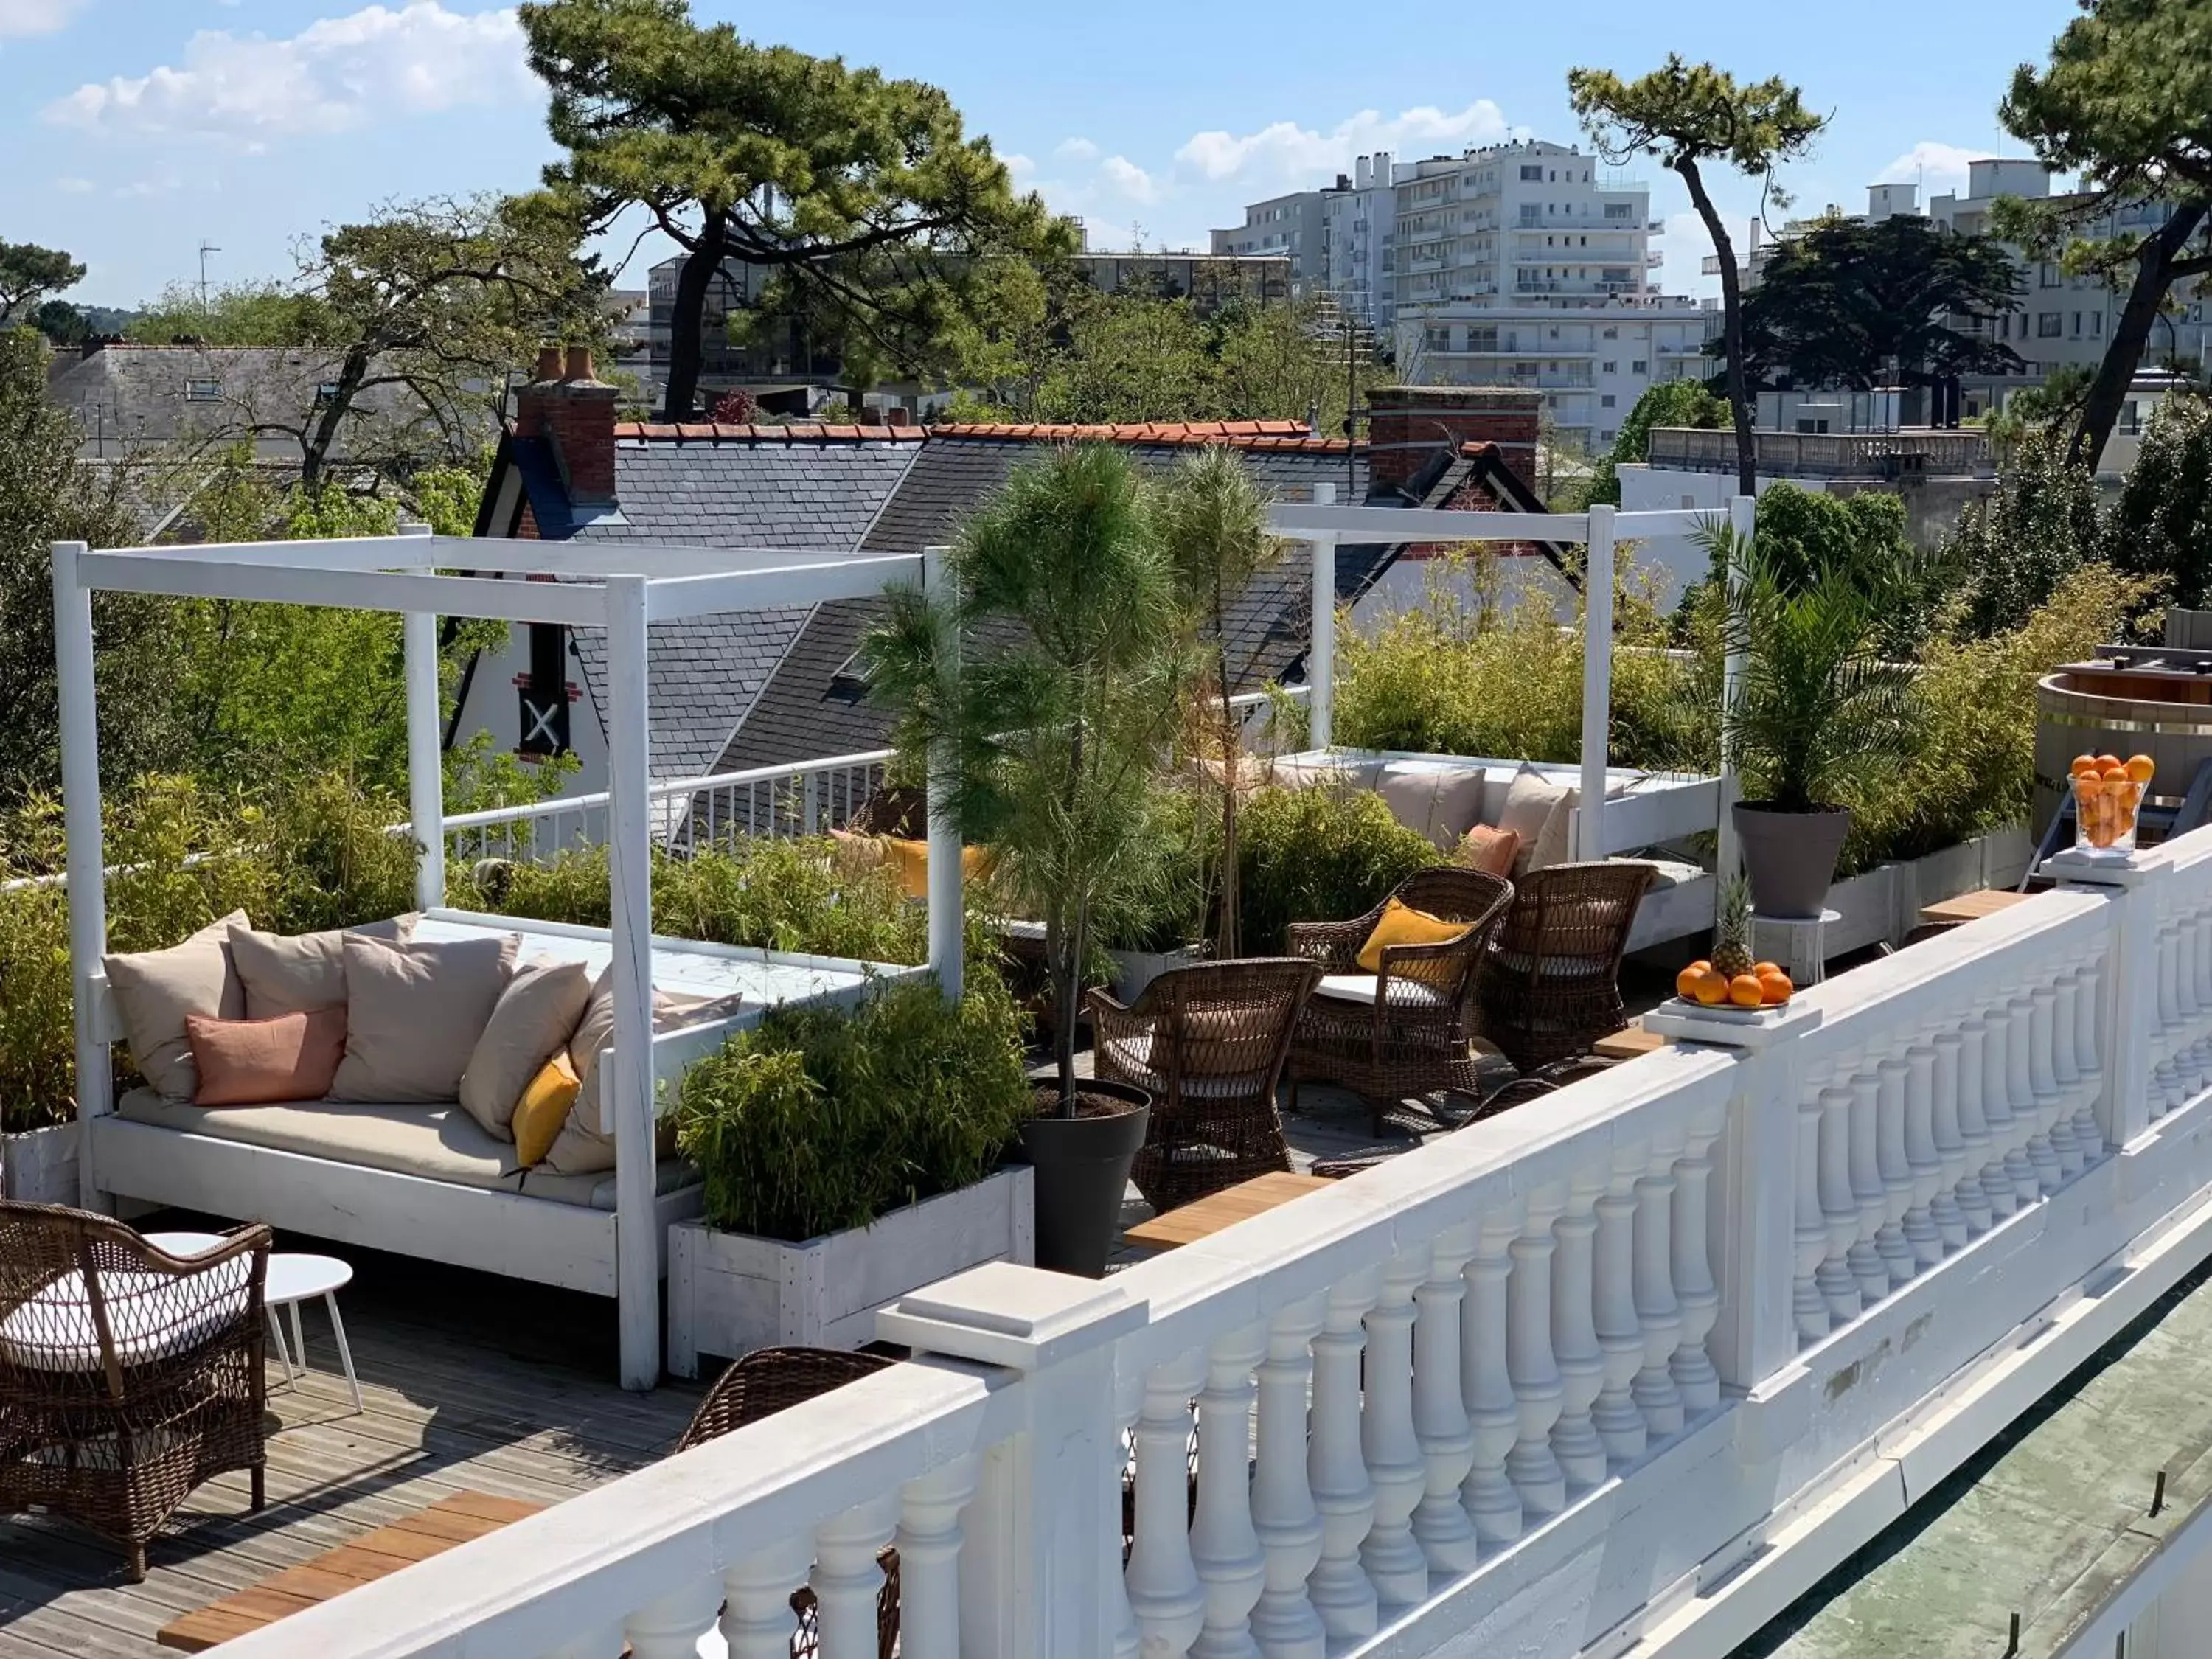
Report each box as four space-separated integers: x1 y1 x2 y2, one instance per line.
863 444 1198 1115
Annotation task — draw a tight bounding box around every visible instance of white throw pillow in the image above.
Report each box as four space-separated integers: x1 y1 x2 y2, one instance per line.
1494 765 1579 875
458 958 593 1139
229 915 419 1018
327 933 519 1103
1377 761 1490 851
543 968 691 1175
102 911 249 1102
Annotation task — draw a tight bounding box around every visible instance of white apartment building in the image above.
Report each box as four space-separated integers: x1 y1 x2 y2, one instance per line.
1210 152 1397 333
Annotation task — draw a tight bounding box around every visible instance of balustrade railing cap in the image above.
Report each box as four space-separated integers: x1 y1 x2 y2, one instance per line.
879 1262 1147 1372
1641 998 1824 1051
2040 845 2163 888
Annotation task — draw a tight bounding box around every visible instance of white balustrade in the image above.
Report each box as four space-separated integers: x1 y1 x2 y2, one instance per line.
1461 1209 1525 1543
1507 1189 1569 1517
1630 1146 1685 1440
1250 1296 1326 1659
1308 1269 1381 1638
1873 1055 1916 1287
894 1458 978 1659
1815 1082 1863 1326
2036 983 2081 1179
1981 1003 2025 1215
1551 1180 1610 1485
1412 1223 1481 1572
723 1538 817 1659
1592 1147 1649 1467
1846 1071 1890 1304
1362 1248 1431 1606
1946 1026 1995 1237
1130 1350 1208 1659
1669 1106 1723 1413
1793 1070 1832 1346
2004 991 2048 1201
813 1496 898 1659
1191 1325 1268 1659
1923 1040 1968 1253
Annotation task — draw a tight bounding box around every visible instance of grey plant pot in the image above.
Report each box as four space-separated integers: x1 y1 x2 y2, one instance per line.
1017 1081 1150 1279
1733 801 1853 920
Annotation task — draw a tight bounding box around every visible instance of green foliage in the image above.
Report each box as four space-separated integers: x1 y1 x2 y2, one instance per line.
0 242 85 326
126 281 322 347
673 969 1032 1242
2108 393 2212 606
1719 527 1921 814
1944 428 2108 636
1579 380 1728 507
1235 783 1441 956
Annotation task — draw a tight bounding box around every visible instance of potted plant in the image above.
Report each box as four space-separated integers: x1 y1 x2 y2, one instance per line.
1717 526 1919 917
866 444 1199 1276
665 972 1037 1375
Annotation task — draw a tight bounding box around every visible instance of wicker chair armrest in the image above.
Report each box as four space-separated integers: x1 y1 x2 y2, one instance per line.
139 1222 273 1278
1085 990 1155 1062
1284 918 1367 970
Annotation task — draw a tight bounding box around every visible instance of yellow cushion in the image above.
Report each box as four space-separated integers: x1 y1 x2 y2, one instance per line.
1357 897 1472 975
883 838 992 902
512 1051 581 1167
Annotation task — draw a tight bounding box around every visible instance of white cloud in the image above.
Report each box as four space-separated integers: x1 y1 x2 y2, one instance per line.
1098 155 1158 204
51 174 94 193
1173 102 1520 188
1877 142 1986 201
44 3 536 140
1054 136 1100 163
0 0 86 38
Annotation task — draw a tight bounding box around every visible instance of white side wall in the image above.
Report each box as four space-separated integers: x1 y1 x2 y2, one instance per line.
452 623 613 802
1617 463 1806 610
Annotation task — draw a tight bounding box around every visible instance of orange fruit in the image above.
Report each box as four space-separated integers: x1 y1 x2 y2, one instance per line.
1759 968 1794 1006
1691 968 1730 1006
1753 960 1781 977
2076 775 2104 799
2070 753 2098 777
1728 973 1765 1009
1676 964 1705 1001
2126 754 2155 784
2096 754 2122 771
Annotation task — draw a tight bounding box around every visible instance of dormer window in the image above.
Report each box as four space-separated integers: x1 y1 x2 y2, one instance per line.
184 380 222 402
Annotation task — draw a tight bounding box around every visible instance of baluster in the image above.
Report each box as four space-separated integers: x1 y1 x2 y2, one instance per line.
1873 1055 1916 1287
2194 915 2212 1085
1251 1295 1326 1659
1461 1209 1525 1543
2053 970 2082 1113
1590 1150 1647 1467
1846 1071 1890 1304
2175 916 2203 1099
813 1496 897 1659
1116 1366 1144 1659
1793 1068 1832 1346
1924 1037 1967 1253
2035 984 2081 1180
1130 1349 1207 1659
624 1580 726 1659
1412 1224 1480 1573
1506 1186 1568 1517
1902 1044 1944 1268
2008 992 2055 1199
2154 921 2181 1119
1670 1107 1722 1413
1363 1248 1430 1606
1944 1028 1992 1237
1815 1082 1863 1325
724 1537 818 1659
1192 1324 1268 1659
896 1457 978 1659
1631 1141 1685 1439
1980 1002 2023 1219
2070 960 2106 1168
1307 1269 1380 1638
1551 1178 1609 1489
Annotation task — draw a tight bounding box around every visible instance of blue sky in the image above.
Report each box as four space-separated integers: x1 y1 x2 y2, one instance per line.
4 0 2084 311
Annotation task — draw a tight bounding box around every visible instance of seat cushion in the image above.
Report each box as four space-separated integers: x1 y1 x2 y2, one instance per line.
116 1088 524 1189
0 1263 254 1374
103 911 250 1103
1312 974 1452 1011
459 958 593 1139
517 1158 702 1211
1096 1033 1266 1099
1356 898 1471 974
329 932 520 1104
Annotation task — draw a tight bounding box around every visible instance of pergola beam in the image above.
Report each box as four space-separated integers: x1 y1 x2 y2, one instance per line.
77 552 611 626
644 554 926 622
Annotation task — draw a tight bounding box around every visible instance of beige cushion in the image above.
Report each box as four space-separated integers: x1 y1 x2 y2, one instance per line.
1271 757 1382 793
458 959 592 1139
328 933 519 1104
1377 761 1490 851
545 970 684 1176
1494 765 1578 875
115 1088 524 1189
517 1158 702 1211
230 916 417 1018
102 911 250 1103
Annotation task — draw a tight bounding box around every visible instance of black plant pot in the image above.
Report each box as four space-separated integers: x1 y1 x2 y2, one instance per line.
1018 1080 1151 1279
1733 801 1852 920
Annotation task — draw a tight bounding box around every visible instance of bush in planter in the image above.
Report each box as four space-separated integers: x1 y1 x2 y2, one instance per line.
1237 782 1442 955
672 970 1032 1243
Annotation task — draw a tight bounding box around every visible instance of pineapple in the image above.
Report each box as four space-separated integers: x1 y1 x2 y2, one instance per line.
1711 875 1755 983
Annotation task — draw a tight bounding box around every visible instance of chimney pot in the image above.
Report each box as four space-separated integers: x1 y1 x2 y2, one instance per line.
563 344 594 382
534 344 563 383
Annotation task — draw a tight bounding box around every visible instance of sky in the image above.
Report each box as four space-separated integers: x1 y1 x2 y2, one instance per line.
2 0 2089 313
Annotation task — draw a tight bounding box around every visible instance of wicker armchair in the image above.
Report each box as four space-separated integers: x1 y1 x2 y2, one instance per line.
1284 867 1516 1136
1090 957 1321 1211
1477 860 1658 1075
1309 1057 1618 1179
676 1346 900 1659
0 1201 271 1581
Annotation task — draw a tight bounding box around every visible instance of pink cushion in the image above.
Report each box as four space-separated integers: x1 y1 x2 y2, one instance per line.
186 1008 347 1106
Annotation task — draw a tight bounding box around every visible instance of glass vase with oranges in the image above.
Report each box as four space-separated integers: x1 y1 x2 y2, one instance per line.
2070 752 2154 852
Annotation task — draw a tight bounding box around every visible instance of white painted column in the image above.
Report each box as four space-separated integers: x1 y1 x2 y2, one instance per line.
1307 1266 1380 1638
399 521 445 911
1411 1224 1480 1573
1944 1028 1994 1238
1924 1038 1968 1253
1551 1176 1609 1486
896 1456 980 1659
1900 1043 1945 1269
1306 483 1338 751
2153 921 2182 1119
1460 1212 1524 1545
1715 493 1756 887
1191 1324 1267 1659
52 540 112 1212
2102 886 2157 1150
1361 1247 1430 1607
2036 982 2080 1180
1250 1295 1326 1659
1793 1071 1832 1346
1815 1082 1862 1326
1670 1106 1724 1413
723 1537 818 1659
1128 1349 1207 1659
1576 503 1615 862
1591 1151 1648 1465
922 547 963 1001
1979 1003 2023 1218
1507 1186 1568 1517
2004 992 2046 1203
1631 1144 1686 1439
1873 1055 1916 1288
602 574 661 1391
1845 1071 1889 1306
624 1582 725 1659
2073 959 2107 1158
813 1497 898 1659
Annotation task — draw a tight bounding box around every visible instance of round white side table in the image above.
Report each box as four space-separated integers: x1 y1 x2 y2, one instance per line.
145 1231 361 1414
1750 908 1843 987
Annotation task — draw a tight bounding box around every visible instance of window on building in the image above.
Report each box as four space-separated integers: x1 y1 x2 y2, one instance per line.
2040 262 2062 288
1631 359 1648 375
2072 312 2084 336
2038 312 2063 337
1604 202 1632 220
1520 164 1544 181
1601 360 1618 373
2092 312 2104 336
1468 326 1498 352
1602 326 1618 339
1601 394 1616 408
1425 327 1453 352
184 380 222 402
1520 203 1541 225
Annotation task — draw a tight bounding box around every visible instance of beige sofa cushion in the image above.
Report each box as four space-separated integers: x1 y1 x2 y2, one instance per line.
230 916 417 1018
1494 765 1577 875
103 911 250 1103
1377 760 1490 851
459 959 592 1140
518 1158 701 1211
329 933 519 1104
545 970 685 1176
116 1088 523 1189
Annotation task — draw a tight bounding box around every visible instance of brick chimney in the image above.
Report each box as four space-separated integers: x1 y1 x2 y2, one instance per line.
1366 386 1540 495
513 344 619 508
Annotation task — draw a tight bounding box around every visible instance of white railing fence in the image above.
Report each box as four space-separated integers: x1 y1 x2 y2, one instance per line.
204 825 2212 1659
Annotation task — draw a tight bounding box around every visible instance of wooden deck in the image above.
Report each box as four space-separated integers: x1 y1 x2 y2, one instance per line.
0 1221 701 1659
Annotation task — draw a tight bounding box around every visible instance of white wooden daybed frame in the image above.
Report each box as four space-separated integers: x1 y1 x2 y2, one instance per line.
52 526 962 1390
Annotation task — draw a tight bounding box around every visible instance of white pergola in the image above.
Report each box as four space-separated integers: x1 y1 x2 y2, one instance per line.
52 526 961 1385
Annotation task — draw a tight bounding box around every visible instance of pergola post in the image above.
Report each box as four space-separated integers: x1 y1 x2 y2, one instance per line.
922 548 964 1003
1307 481 1338 749
602 574 661 1391
399 522 445 911
1577 504 1616 862
1715 493 1758 891
53 540 113 1212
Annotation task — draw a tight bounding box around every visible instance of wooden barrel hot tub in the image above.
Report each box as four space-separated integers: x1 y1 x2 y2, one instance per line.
2034 652 2212 835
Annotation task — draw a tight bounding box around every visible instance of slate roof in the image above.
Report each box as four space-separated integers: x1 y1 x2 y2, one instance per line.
49 343 425 454
485 427 920 784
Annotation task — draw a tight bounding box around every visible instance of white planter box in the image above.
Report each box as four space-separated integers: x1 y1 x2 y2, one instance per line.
665 1164 1034 1379
1108 945 1206 1005
1 1121 80 1206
